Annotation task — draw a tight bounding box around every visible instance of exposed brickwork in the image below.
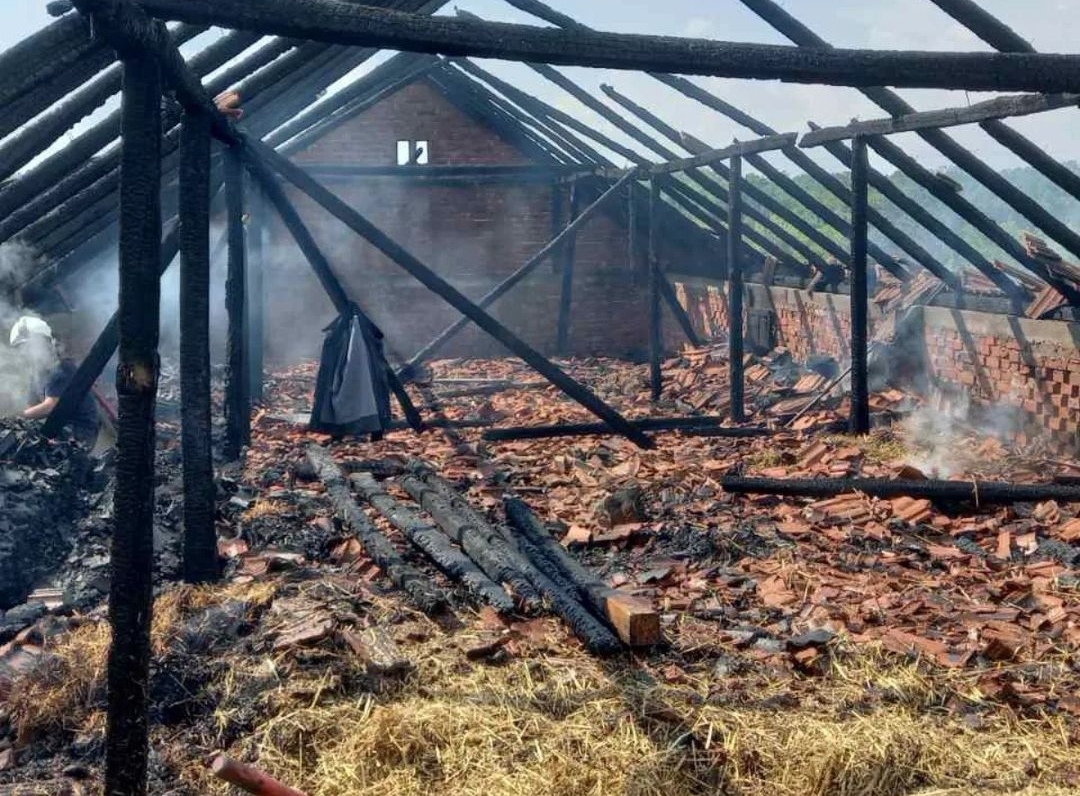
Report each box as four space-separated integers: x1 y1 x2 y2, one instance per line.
922 310 1080 449
675 279 1080 451
293 79 532 168
264 76 683 365
676 282 855 363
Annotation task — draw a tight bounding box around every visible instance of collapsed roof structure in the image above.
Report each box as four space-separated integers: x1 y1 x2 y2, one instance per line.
3 0 1080 793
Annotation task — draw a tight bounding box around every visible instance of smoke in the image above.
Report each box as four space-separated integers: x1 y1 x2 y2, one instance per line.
901 382 1024 478
0 242 57 416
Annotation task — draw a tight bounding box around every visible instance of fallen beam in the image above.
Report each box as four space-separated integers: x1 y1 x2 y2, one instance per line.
399 474 622 655
398 474 545 610
801 92 1080 147
720 476 1080 505
482 417 767 442
306 445 447 613
504 496 660 647
132 0 1080 93
350 473 515 614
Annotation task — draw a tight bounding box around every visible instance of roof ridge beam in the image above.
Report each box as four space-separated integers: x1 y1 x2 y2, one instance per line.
123 0 1080 93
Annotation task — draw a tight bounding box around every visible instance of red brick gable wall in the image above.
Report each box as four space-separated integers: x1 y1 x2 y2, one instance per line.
293 78 532 167
261 76 680 366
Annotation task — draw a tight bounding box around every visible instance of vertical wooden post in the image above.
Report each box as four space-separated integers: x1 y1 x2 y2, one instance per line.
627 180 639 283
224 150 249 460
728 154 745 423
850 136 871 435
556 180 579 354
106 53 162 796
178 109 217 584
246 186 265 404
648 177 662 402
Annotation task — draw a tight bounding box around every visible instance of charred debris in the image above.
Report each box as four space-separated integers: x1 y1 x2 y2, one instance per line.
1 0 1080 795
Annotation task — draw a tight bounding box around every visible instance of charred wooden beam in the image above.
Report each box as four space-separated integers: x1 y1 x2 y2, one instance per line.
0 24 253 236
739 0 1080 304
925 0 1080 219
398 474 544 610
648 178 663 402
399 474 622 654
728 154 746 423
0 24 209 184
599 77 908 279
241 151 348 313
721 475 1080 505
556 181 580 355
858 130 1075 303
223 152 250 460
350 473 515 614
243 152 421 428
483 417 768 442
640 133 797 175
500 0 1004 291
603 73 954 286
269 53 440 150
425 63 588 166
807 125 1019 301
129 0 1080 93
0 12 100 112
246 186 266 404
659 275 701 346
399 168 639 368
282 163 601 178
515 56 840 266
105 53 162 796
307 446 447 612
801 92 1080 147
69 0 240 143
504 496 659 647
926 0 1034 52
849 138 870 435
0 46 113 143
448 56 793 265
179 109 218 584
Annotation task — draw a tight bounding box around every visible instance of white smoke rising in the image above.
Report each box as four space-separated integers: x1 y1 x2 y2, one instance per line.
902 384 1024 477
0 242 57 416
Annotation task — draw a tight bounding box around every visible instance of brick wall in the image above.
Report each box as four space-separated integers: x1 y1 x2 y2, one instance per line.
920 307 1080 448
262 76 680 365
673 277 1080 450
676 279 869 364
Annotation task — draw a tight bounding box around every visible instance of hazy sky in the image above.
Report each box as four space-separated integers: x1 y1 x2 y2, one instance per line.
2 0 1079 174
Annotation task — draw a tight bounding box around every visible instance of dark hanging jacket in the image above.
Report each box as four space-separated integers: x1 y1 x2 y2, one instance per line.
310 305 394 436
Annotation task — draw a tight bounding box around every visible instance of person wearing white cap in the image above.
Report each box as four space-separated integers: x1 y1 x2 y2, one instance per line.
9 316 99 445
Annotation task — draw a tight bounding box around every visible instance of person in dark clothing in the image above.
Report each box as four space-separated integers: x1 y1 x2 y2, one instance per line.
11 316 99 446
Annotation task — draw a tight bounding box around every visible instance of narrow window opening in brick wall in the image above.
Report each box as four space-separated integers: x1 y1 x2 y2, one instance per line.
396 140 430 165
